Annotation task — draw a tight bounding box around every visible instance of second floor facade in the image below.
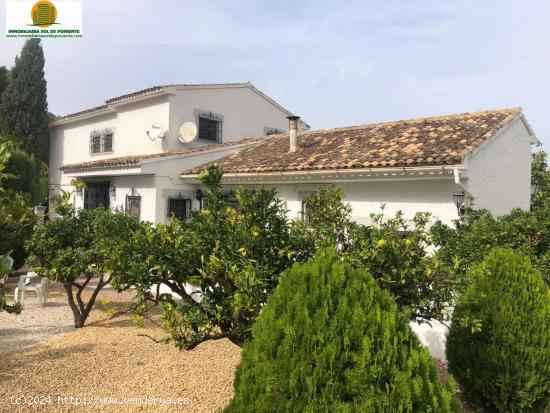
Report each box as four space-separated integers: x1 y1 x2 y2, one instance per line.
49 82 309 172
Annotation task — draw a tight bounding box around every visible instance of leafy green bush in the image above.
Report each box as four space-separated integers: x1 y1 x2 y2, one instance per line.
301 189 459 324
227 249 461 413
3 147 39 201
446 248 550 412
346 208 458 323
0 190 37 269
302 185 353 251
0 140 37 270
431 208 550 285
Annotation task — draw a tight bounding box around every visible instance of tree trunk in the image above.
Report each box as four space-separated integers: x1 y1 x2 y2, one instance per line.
64 282 84 328
64 275 110 328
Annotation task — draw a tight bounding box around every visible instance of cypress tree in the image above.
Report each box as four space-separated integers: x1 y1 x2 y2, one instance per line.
0 67 8 100
0 39 49 163
227 249 461 412
446 248 550 412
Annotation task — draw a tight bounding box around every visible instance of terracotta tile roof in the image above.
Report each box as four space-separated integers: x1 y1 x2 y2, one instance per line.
60 137 264 171
183 108 522 175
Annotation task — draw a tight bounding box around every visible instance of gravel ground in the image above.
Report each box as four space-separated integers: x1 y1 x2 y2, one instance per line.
1 283 475 412
0 286 241 413
0 281 74 355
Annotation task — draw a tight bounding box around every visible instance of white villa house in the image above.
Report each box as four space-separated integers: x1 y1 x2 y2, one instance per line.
50 84 539 359
50 86 538 226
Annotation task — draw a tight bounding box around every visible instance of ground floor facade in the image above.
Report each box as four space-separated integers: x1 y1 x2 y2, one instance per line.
63 170 463 227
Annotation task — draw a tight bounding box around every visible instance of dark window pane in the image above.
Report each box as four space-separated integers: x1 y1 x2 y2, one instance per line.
84 182 110 210
126 196 141 219
102 131 113 152
168 198 191 220
90 133 101 154
265 127 283 136
198 114 222 142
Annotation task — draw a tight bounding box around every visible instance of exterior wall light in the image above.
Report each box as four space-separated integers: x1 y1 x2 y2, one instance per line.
109 186 116 198
75 187 83 197
453 191 466 217
195 189 203 201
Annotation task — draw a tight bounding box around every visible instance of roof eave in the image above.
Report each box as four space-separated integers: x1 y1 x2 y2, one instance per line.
61 164 143 176
180 164 464 183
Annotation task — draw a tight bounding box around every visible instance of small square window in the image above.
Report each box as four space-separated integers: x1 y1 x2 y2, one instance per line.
168 198 191 220
198 113 222 142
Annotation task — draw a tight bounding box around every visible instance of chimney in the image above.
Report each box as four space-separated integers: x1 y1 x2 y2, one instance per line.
287 115 300 153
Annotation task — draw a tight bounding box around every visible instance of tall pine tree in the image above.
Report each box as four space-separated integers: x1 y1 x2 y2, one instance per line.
0 39 49 163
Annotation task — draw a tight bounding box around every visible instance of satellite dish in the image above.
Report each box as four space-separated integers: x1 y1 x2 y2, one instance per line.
178 121 198 143
147 124 165 141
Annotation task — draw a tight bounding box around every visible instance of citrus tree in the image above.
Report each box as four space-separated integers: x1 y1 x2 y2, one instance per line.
302 188 458 324
26 208 140 327
431 208 550 286
120 164 297 349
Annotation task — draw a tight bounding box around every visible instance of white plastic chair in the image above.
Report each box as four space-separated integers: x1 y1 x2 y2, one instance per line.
14 272 49 307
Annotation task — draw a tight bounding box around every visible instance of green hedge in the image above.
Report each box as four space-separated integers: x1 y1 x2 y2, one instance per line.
4 147 40 201
226 250 460 412
447 248 550 412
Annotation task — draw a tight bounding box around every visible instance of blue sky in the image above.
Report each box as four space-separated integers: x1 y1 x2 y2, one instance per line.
1 0 549 147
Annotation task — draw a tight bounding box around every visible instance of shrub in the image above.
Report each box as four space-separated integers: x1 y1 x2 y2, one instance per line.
431 208 550 286
446 248 550 412
0 190 37 269
346 208 458 323
302 192 460 324
3 147 39 201
226 249 461 413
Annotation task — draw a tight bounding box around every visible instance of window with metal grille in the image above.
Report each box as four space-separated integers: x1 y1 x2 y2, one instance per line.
90 132 101 154
168 197 191 220
125 195 141 219
198 113 222 142
102 130 113 153
301 201 309 223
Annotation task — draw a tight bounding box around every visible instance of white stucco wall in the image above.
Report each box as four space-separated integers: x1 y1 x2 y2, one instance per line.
465 118 533 215
49 95 171 197
219 177 461 226
165 85 294 152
